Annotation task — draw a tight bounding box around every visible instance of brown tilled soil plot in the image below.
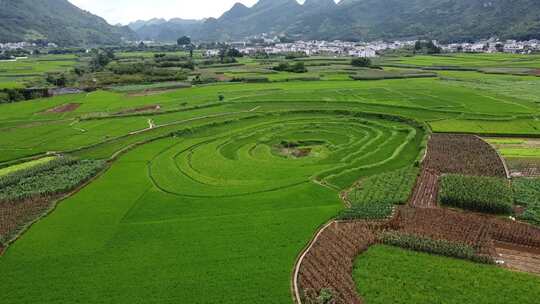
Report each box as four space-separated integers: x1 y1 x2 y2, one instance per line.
43 103 81 113
0 198 51 245
495 242 540 275
423 134 507 177
297 221 386 304
506 158 540 177
409 169 439 208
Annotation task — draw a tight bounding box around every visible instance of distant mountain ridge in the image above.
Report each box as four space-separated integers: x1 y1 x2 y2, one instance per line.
2 0 539 45
130 18 204 42
130 0 540 43
0 0 136 46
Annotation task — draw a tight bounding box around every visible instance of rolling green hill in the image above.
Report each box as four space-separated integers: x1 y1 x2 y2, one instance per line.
0 0 136 46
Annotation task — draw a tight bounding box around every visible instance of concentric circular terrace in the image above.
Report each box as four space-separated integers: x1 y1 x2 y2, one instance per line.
148 111 424 197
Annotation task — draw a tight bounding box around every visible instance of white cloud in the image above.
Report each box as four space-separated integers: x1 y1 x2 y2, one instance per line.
69 0 261 24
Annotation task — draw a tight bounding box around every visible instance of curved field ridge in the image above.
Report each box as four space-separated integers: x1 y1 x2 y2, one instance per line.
0 110 425 304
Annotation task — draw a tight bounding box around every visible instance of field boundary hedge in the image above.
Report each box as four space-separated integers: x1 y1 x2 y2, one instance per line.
380 231 494 264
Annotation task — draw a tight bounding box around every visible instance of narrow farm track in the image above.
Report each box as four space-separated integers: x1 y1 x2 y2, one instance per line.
409 169 439 208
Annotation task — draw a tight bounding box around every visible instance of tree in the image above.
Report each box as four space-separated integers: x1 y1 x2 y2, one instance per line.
272 62 307 73
177 36 191 46
351 57 372 67
89 49 115 72
290 62 307 73
46 72 67 87
414 40 441 54
226 48 243 58
219 47 227 63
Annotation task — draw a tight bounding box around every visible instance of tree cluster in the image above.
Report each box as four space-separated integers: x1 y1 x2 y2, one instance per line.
272 62 308 73
351 57 372 67
414 40 442 54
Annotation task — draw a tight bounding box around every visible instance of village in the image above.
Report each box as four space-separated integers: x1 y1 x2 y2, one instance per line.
210 38 540 58
2 38 540 59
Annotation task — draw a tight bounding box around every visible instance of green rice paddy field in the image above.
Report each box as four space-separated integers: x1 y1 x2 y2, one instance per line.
0 54 79 89
1 53 540 303
354 245 540 304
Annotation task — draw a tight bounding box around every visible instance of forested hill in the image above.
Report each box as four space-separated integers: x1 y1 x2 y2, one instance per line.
3 0 539 45
0 0 136 46
132 0 540 42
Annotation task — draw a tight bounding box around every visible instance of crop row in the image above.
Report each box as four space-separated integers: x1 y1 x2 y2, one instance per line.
439 174 514 214
380 231 493 264
0 160 105 202
424 134 507 177
298 221 386 304
0 156 77 188
338 167 419 220
513 178 540 226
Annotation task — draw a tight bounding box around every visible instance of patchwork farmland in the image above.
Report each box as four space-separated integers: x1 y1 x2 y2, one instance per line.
1 52 540 304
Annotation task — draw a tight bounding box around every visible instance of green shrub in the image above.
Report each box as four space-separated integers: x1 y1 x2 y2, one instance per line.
380 232 493 264
230 76 269 83
439 175 513 214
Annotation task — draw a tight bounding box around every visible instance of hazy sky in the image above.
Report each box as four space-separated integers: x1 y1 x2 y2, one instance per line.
69 0 310 25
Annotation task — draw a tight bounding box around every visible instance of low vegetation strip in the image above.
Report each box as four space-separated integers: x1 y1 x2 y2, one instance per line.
0 156 56 177
0 156 76 188
380 231 493 264
438 175 514 214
